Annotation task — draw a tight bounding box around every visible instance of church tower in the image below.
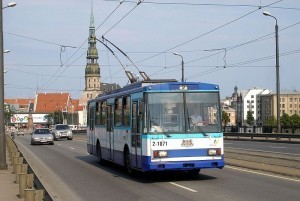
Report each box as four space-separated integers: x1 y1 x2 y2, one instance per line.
82 2 101 101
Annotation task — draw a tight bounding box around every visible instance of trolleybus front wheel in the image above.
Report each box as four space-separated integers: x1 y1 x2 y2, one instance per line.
124 149 133 175
97 142 105 165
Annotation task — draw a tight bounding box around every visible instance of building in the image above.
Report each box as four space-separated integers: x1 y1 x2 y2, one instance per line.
222 106 236 126
4 98 34 113
261 91 300 125
243 88 270 125
227 86 270 125
81 4 101 103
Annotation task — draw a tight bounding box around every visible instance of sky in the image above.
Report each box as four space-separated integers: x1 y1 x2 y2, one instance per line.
3 0 300 99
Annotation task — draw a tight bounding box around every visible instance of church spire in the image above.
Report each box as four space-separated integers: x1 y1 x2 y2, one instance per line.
90 1 95 28
83 1 101 100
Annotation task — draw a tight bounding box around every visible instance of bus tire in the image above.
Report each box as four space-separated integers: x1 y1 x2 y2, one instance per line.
124 148 133 175
97 142 104 165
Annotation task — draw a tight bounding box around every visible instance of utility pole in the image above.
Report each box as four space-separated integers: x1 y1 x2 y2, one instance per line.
263 11 281 133
0 0 8 170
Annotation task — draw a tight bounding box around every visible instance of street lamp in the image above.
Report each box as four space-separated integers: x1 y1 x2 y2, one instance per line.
263 11 280 133
173 52 184 82
1 1 16 170
2 2 16 9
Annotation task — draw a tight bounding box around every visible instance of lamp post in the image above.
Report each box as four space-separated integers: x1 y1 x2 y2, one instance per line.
263 11 280 133
0 1 17 170
173 52 184 82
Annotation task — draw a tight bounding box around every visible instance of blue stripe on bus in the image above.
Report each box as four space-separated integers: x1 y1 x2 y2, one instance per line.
89 144 224 171
159 149 216 157
142 155 224 171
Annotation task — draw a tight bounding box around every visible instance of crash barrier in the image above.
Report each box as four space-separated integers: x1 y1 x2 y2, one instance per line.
224 132 300 141
6 134 51 201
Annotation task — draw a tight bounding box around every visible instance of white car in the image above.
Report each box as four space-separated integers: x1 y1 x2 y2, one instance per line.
17 130 25 136
52 124 73 141
31 128 54 145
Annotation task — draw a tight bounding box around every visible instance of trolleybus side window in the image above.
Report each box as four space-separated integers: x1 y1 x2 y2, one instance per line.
95 102 101 125
89 107 95 130
123 96 130 127
100 101 107 126
114 98 122 127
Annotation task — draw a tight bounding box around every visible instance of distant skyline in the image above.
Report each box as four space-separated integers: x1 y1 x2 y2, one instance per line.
3 0 300 99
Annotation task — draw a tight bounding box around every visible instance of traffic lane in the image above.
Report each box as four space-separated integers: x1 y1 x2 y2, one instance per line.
225 140 300 155
15 136 83 201
15 136 199 201
42 138 300 201
15 136 300 201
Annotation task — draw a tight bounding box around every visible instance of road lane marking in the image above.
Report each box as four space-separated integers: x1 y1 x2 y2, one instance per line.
226 147 300 156
226 165 300 183
74 139 87 142
69 147 75 150
269 146 286 149
169 182 197 192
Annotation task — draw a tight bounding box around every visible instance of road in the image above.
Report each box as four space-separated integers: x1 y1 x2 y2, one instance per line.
225 140 300 155
14 135 300 201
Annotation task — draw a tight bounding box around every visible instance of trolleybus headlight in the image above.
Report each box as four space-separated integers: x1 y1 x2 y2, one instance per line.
208 148 221 156
153 150 168 158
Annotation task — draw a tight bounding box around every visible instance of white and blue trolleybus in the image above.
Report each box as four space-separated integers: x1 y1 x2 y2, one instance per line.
87 80 224 175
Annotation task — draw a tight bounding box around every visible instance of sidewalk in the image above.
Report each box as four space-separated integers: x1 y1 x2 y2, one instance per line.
0 150 20 201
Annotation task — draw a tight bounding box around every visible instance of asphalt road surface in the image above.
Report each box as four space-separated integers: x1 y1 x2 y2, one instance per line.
225 140 300 155
14 135 300 201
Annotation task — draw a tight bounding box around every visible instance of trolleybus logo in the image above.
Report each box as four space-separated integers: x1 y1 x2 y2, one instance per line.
181 139 194 147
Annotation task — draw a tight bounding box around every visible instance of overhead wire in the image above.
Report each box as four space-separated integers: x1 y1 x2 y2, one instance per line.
102 0 144 36
135 0 283 64
43 1 126 89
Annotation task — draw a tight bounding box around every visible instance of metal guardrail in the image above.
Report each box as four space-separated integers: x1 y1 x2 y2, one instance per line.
224 132 300 141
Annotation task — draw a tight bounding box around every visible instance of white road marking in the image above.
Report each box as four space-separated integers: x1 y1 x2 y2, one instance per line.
226 165 300 183
169 182 197 192
74 139 87 142
226 147 300 156
69 147 75 150
269 146 286 149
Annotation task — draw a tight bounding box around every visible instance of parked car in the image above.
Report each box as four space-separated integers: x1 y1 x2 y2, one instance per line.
31 128 54 145
52 124 73 141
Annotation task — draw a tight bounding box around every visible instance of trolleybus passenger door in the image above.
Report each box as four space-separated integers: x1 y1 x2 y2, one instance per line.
89 106 96 154
131 102 142 169
106 105 114 160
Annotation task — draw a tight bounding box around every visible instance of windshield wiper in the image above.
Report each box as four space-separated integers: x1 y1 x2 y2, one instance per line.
150 119 171 138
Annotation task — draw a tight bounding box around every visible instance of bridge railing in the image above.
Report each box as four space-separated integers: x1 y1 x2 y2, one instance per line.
224 132 300 141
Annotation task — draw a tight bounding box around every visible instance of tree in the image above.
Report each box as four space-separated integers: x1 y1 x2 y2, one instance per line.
44 110 63 125
246 111 254 125
289 114 300 128
280 113 290 127
264 115 276 127
222 111 230 126
4 110 13 126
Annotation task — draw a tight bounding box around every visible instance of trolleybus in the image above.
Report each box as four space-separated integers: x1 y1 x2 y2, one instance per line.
87 80 224 175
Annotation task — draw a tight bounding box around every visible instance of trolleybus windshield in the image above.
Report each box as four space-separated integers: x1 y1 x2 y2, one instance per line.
146 92 221 133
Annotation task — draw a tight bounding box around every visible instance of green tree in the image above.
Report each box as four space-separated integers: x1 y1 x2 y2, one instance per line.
4 110 13 126
289 113 300 127
222 111 230 126
246 111 254 125
44 111 63 125
280 113 290 127
264 115 276 127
